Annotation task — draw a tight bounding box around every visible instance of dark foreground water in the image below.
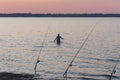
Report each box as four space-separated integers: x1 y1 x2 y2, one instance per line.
0 18 120 80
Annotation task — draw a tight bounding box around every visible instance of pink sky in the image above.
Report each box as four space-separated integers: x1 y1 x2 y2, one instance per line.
0 0 120 13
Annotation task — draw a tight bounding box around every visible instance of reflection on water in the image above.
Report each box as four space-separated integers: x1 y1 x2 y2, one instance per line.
0 18 120 80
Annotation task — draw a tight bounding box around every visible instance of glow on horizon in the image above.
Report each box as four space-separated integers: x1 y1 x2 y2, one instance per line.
0 0 120 13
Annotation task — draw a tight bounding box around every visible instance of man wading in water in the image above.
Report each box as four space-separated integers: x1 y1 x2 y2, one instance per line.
54 34 64 44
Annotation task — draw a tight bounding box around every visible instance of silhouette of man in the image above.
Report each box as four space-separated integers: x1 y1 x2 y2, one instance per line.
54 34 64 44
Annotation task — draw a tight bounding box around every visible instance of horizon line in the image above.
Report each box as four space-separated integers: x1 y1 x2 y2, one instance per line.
0 13 120 14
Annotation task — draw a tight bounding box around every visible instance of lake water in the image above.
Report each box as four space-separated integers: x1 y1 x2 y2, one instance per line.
0 17 120 80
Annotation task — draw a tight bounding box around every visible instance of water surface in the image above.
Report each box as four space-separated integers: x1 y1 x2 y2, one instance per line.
0 17 120 80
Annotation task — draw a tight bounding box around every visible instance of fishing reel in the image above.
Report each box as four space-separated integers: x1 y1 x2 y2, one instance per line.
37 60 40 63
113 70 116 74
69 63 72 67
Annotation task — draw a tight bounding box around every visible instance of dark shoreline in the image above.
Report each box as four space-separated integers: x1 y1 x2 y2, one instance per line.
0 13 120 17
0 72 35 80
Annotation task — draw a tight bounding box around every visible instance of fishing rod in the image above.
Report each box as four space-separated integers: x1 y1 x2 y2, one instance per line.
63 23 98 79
109 55 120 80
34 27 49 74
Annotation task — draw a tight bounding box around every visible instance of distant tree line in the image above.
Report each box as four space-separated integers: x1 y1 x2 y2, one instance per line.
0 13 120 17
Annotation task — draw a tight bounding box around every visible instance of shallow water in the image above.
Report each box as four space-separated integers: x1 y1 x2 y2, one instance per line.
0 17 120 80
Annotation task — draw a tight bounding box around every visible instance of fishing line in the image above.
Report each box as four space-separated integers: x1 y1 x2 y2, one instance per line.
109 55 120 80
63 22 98 79
34 26 49 74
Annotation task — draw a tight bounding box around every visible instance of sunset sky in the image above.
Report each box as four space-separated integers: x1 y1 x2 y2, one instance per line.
0 0 120 13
